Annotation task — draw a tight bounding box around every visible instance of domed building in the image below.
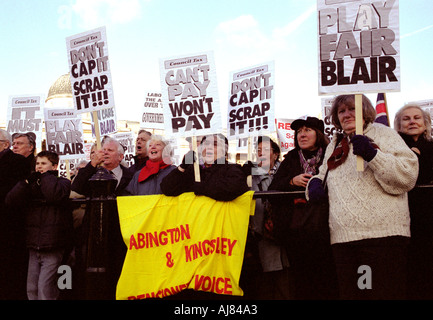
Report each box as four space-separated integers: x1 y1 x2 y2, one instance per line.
45 73 74 109
44 73 141 143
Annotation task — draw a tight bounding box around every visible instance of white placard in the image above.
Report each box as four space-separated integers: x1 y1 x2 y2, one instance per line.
317 0 400 95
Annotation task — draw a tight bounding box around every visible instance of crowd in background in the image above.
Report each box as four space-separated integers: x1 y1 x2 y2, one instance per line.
0 94 433 300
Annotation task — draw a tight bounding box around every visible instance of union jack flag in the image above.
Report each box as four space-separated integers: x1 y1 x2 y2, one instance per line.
375 93 389 126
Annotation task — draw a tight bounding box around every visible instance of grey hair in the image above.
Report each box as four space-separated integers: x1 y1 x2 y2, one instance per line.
102 137 125 155
0 129 12 145
394 103 432 141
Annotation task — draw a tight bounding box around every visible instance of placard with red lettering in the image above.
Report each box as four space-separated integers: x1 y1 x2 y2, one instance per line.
318 0 400 95
275 118 295 153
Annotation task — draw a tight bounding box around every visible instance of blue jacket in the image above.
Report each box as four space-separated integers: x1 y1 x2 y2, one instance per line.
125 165 176 196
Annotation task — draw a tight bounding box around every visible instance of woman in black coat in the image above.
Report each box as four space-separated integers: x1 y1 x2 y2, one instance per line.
161 134 249 202
394 103 433 299
268 117 338 300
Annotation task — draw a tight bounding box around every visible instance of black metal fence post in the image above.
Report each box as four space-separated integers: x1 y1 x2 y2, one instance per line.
85 167 117 300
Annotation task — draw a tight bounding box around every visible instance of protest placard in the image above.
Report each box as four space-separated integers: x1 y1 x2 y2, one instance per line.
116 191 255 300
227 62 275 140
6 94 44 150
59 158 86 179
275 118 295 153
110 132 135 168
321 96 343 140
91 106 117 137
318 0 400 95
44 108 85 159
159 51 222 138
66 26 115 114
141 91 164 130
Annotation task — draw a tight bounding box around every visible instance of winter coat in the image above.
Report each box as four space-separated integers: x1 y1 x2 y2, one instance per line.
71 162 134 197
125 165 176 195
399 133 433 185
267 148 327 245
6 171 72 250
269 148 325 192
127 155 149 175
160 158 249 202
250 162 290 272
0 149 29 229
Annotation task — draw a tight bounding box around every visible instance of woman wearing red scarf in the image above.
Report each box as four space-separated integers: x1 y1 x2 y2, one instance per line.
125 135 175 195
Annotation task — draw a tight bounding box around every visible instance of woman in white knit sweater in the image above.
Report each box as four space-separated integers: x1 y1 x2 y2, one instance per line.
307 94 418 299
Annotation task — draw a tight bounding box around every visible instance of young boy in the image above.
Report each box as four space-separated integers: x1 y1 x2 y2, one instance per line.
6 151 72 300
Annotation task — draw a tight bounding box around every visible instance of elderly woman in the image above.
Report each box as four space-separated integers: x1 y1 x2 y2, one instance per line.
307 94 419 299
394 103 433 299
160 133 249 201
125 135 175 195
394 103 433 185
268 117 337 300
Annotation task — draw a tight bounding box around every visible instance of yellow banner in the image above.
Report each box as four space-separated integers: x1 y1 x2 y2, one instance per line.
116 191 255 300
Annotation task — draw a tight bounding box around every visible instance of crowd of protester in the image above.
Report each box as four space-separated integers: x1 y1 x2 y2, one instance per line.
1 94 433 300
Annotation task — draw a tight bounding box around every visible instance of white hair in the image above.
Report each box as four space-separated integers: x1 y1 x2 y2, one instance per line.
146 135 173 163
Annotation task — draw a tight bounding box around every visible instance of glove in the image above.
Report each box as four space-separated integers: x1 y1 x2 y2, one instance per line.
241 161 257 176
308 178 327 203
26 171 41 184
193 181 204 196
351 135 377 162
180 151 197 169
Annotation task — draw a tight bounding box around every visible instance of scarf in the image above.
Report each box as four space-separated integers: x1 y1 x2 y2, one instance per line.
327 134 380 170
327 135 349 171
298 148 323 175
138 159 169 182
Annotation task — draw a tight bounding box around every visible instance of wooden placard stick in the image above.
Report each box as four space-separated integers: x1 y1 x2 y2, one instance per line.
247 136 252 188
192 135 201 182
65 159 71 180
92 111 102 149
355 94 364 172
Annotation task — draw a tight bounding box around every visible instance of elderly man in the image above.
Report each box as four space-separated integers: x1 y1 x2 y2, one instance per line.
12 132 36 171
128 129 152 173
71 137 133 299
72 137 133 195
0 129 30 299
